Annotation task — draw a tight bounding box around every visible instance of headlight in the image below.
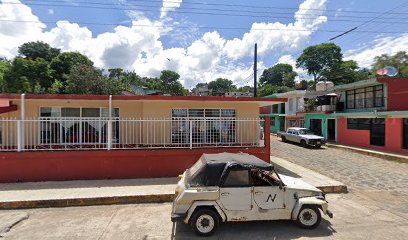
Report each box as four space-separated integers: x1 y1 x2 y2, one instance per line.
175 186 181 197
178 174 183 180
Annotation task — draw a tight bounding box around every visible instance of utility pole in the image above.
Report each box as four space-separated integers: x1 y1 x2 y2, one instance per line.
253 43 257 97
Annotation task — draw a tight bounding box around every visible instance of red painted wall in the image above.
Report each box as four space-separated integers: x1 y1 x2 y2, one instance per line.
0 147 270 183
337 118 371 147
0 117 271 183
378 78 408 111
337 117 408 154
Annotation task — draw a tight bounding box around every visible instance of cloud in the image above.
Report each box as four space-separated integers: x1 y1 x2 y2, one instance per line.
0 0 328 89
160 0 182 19
224 0 327 60
344 33 408 68
277 55 310 81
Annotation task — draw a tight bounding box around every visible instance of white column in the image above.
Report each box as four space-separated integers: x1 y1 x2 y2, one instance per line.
18 94 25 152
107 95 112 150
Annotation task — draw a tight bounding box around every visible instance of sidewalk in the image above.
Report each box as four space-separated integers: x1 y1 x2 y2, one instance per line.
326 143 408 163
0 157 347 210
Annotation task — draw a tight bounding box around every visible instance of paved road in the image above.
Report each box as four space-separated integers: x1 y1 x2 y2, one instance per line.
271 135 408 217
1 194 408 240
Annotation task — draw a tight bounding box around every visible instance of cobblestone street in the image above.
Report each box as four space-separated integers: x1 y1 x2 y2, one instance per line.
271 135 408 217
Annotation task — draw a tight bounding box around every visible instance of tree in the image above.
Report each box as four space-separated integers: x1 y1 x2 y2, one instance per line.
4 57 54 93
50 52 93 83
296 43 342 82
324 60 371 85
0 58 11 92
282 72 297 88
237 85 253 93
108 68 124 80
65 65 123 95
372 51 408 78
259 63 296 86
159 70 188 96
208 78 236 96
18 41 60 61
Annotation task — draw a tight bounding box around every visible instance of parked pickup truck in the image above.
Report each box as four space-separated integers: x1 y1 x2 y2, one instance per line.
277 127 326 148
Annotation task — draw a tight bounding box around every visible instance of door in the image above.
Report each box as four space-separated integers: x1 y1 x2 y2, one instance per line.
327 119 336 141
404 119 408 149
370 118 385 146
310 119 322 136
253 186 285 209
219 169 252 211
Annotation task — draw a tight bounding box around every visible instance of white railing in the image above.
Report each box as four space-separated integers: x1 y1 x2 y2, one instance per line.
0 117 264 152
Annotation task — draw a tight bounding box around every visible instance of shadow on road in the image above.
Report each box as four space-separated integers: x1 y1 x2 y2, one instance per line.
171 218 336 239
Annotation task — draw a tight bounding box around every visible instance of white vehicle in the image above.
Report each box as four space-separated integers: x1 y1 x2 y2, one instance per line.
278 127 326 148
171 153 333 236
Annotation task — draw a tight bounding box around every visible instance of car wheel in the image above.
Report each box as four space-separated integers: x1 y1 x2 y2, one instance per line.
296 205 321 229
282 136 287 143
190 208 219 237
300 140 307 148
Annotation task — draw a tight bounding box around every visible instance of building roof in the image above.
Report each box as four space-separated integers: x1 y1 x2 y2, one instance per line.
0 93 286 107
332 78 378 91
265 90 306 98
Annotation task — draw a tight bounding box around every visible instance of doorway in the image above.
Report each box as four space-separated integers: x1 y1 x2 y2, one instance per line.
370 118 385 146
310 119 322 136
327 119 336 141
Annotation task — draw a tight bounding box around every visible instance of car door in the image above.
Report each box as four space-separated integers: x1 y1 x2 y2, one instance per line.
252 171 285 210
219 169 252 211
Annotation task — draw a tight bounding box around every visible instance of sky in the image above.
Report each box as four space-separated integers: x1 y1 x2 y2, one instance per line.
0 0 407 89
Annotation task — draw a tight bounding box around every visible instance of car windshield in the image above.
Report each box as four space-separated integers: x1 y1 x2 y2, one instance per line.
298 129 314 135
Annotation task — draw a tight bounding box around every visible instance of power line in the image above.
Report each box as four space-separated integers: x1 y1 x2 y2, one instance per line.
328 1 408 42
32 0 408 15
15 0 408 21
1 19 407 34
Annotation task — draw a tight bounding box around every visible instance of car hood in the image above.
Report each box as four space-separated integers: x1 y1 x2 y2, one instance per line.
279 174 321 192
299 134 325 140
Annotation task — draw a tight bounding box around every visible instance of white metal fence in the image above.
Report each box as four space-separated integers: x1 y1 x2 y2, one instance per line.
0 117 264 152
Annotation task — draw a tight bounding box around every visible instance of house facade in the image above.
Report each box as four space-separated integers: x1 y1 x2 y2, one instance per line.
261 90 306 133
0 94 285 183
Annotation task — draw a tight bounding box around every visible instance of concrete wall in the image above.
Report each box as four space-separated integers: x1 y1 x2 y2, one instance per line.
378 78 408 111
337 117 408 154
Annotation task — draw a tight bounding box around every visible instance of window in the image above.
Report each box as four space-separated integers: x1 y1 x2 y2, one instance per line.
299 119 305 128
347 118 371 130
288 120 297 127
289 99 294 112
271 117 275 127
403 119 408 150
346 85 384 109
39 107 119 145
171 108 236 144
222 170 249 187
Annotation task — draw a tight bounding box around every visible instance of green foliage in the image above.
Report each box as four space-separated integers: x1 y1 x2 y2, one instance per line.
65 65 123 95
259 63 296 87
282 72 297 88
257 84 292 97
324 60 371 85
372 51 408 78
108 68 124 80
159 70 188 96
237 85 253 93
50 52 93 83
296 43 342 82
4 57 54 93
18 41 60 61
0 58 11 92
208 78 236 96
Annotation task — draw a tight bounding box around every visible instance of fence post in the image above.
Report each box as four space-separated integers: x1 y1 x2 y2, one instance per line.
189 120 193 149
20 93 25 151
17 120 22 152
107 95 113 150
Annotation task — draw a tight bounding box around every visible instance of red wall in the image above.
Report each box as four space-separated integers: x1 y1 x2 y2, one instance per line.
378 78 408 111
0 147 270 183
337 117 408 154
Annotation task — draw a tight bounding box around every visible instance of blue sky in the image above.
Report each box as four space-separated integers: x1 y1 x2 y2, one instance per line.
1 0 408 88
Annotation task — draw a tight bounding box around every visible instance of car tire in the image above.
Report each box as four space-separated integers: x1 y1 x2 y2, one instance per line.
300 140 307 148
282 136 287 143
190 208 220 237
296 205 321 229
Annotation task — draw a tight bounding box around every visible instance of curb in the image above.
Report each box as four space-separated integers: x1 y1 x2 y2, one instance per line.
317 185 348 194
0 194 175 210
326 144 408 163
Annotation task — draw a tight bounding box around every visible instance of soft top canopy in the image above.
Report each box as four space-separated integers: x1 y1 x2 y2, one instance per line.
188 152 273 187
